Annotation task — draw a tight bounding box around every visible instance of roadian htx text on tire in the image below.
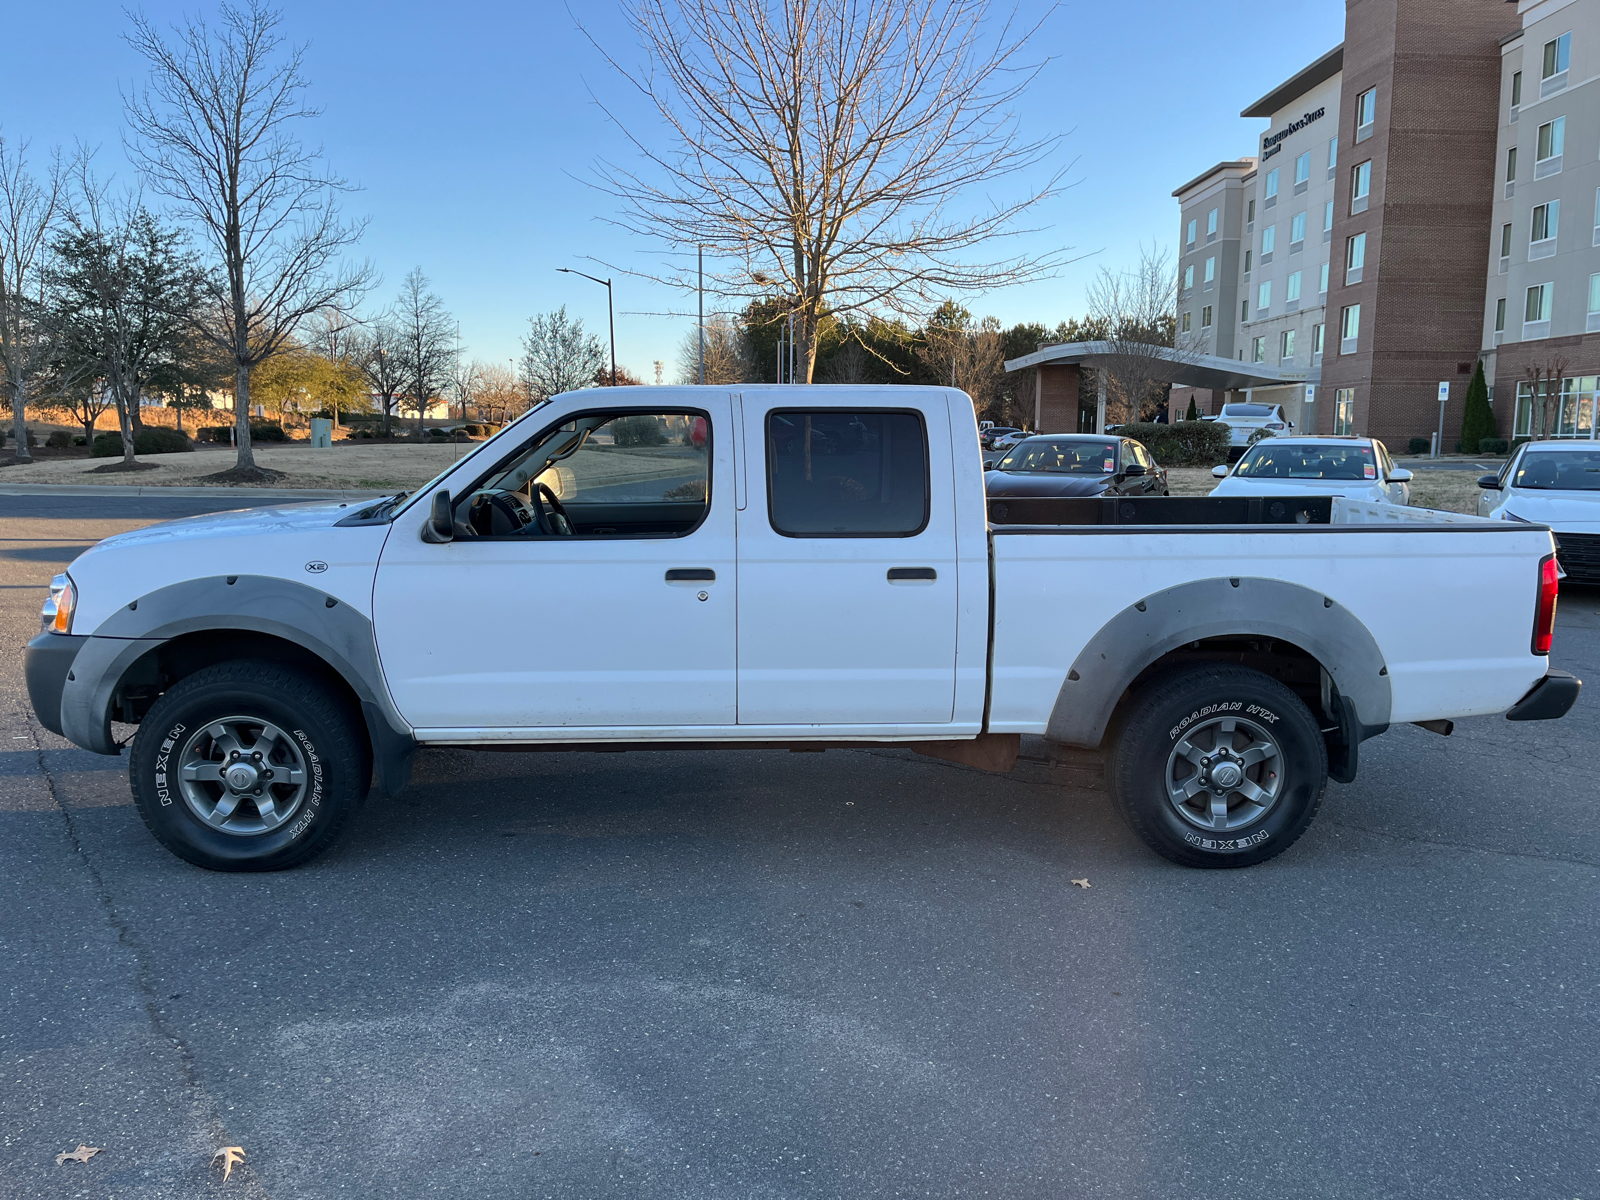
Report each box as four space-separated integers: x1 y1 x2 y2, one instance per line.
1110 664 1328 868
129 661 370 871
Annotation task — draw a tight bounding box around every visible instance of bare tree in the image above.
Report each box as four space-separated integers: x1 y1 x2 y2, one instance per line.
590 0 1063 383
306 304 361 426
450 349 479 422
520 306 606 401
124 0 371 478
916 308 1005 416
0 135 70 462
675 312 751 384
391 268 455 433
354 317 403 436
470 360 520 425
1084 245 1192 427
1522 353 1571 440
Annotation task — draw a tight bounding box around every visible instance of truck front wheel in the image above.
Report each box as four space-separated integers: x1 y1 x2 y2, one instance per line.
1109 665 1327 868
129 661 370 872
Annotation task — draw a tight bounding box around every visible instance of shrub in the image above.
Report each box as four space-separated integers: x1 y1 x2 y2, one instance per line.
463 423 483 437
1116 419 1232 466
249 422 287 442
196 425 233 443
92 427 194 457
1458 360 1495 455
45 430 71 449
610 415 668 446
73 435 86 446
1479 437 1510 455
1408 437 1430 456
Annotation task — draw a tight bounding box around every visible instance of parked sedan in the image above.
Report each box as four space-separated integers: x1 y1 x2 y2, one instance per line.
1210 437 1411 504
1478 442 1600 582
985 434 1169 499
980 425 1026 451
1204 401 1293 459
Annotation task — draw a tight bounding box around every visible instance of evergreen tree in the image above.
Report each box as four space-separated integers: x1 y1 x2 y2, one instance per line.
1459 360 1495 452
1185 395 1199 421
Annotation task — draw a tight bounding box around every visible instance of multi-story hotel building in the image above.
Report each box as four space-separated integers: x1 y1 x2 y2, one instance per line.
1483 0 1600 439
1174 0 1515 445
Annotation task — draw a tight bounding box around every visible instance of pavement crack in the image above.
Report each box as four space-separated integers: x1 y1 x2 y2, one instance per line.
1326 818 1599 868
23 710 270 1196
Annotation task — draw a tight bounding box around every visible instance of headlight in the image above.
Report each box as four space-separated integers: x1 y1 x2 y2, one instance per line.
41 574 75 635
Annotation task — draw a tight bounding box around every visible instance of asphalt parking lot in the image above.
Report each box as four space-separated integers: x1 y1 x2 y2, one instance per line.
1 495 1596 1199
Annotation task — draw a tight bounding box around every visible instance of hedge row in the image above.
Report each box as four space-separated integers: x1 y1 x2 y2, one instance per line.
91 428 194 457
1116 420 1232 466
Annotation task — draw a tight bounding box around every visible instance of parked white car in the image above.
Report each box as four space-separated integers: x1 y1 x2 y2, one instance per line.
1478 441 1600 583
1211 437 1412 505
1204 402 1293 457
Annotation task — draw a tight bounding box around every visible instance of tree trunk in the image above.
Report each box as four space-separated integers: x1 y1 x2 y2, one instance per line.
381 393 391 438
115 387 138 465
234 363 257 469
10 375 31 463
83 418 95 454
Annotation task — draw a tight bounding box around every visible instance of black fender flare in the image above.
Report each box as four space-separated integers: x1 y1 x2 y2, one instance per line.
1045 576 1392 758
58 575 415 797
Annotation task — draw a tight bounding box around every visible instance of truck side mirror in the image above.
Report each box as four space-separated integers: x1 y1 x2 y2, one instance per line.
420 489 454 543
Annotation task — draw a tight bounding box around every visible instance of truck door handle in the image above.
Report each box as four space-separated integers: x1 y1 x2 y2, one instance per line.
887 567 937 582
665 569 715 582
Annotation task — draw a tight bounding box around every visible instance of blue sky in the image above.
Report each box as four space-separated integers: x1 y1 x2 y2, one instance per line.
3 0 1344 379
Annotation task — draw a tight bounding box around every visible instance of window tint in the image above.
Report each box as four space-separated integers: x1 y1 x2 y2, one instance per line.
766 410 928 536
1234 443 1376 480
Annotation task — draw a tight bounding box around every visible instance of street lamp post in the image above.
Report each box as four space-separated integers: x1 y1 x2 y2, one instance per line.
556 268 616 386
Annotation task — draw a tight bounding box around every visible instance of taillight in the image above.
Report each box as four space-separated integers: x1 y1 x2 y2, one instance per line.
1532 553 1559 655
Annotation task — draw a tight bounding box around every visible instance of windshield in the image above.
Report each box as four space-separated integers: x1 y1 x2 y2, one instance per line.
996 440 1119 473
1234 443 1377 480
1512 449 1600 490
1221 404 1276 418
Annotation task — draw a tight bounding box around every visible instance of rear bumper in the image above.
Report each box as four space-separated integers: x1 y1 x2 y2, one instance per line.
25 633 88 736
1505 669 1582 721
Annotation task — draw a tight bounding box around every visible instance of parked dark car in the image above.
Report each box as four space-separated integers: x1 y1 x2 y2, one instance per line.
983 434 1169 499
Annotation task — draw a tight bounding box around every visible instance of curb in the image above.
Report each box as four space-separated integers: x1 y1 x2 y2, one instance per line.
0 484 390 501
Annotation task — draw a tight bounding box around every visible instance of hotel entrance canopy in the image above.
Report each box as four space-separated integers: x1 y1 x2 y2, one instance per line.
1003 341 1289 392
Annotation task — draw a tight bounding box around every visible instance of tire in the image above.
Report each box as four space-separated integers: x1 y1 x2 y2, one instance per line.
129 661 370 871
1109 665 1327 869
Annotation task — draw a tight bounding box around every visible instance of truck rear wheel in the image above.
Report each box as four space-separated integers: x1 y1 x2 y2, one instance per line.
129 661 369 872
1109 665 1327 868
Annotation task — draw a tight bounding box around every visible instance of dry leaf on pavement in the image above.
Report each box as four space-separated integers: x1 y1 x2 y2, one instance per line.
55 1145 101 1166
1071 878 1091 889
213 1146 246 1182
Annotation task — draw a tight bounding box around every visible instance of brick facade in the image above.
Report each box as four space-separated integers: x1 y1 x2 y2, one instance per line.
1318 0 1515 444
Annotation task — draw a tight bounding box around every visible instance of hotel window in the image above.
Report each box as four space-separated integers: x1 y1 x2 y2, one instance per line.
1495 296 1506 337
1556 375 1598 437
1323 199 1334 235
1536 117 1564 177
1183 263 1194 290
1244 249 1252 274
1186 218 1197 247
1252 336 1266 363
1312 323 1325 357
1340 303 1360 353
1201 305 1213 328
1593 187 1600 246
1294 150 1311 193
1524 281 1552 337
1204 256 1216 284
1247 199 1255 225
1265 168 1280 206
1181 310 1192 333
1512 70 1523 111
1588 274 1600 332
1280 329 1296 362
1290 211 1306 249
1207 207 1218 238
1542 32 1571 97
1515 381 1554 436
1500 222 1513 267
1319 261 1329 293
1345 232 1366 284
1530 199 1559 259
1258 280 1271 311
1242 299 1249 323
1505 146 1517 199
1334 388 1355 435
1355 87 1376 141
1351 160 1371 214
1327 136 1338 174
1286 270 1302 302
1261 224 1275 258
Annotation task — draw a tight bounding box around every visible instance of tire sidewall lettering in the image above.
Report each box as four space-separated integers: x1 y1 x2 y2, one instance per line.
154 723 187 807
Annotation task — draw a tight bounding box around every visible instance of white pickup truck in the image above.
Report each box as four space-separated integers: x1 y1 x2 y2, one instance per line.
26 386 1579 873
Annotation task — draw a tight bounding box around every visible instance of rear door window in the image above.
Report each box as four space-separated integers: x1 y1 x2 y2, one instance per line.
765 409 929 536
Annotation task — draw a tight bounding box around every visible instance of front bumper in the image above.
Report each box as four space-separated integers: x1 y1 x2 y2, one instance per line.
25 633 88 736
1505 669 1582 721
